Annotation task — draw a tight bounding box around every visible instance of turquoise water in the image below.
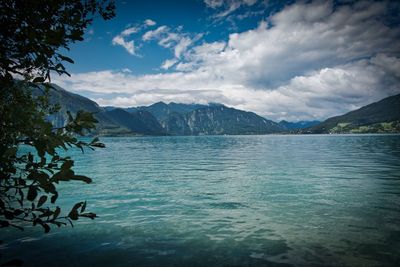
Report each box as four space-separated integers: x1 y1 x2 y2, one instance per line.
2 135 400 266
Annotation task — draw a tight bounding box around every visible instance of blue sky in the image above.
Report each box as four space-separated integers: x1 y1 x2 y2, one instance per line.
54 0 400 121
65 0 285 74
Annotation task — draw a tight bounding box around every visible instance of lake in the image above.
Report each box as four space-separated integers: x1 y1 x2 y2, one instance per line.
2 134 400 267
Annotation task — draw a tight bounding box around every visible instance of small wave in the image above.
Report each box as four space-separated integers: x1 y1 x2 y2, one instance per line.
208 202 247 209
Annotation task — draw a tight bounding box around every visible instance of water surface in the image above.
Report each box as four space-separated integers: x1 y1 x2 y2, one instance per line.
2 135 400 266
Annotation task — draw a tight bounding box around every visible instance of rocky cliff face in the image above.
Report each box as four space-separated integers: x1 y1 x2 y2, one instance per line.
160 105 283 135
138 102 208 122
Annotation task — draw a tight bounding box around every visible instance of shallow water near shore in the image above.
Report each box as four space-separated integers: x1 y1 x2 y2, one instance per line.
2 134 400 266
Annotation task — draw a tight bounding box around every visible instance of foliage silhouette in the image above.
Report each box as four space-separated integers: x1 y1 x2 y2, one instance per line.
0 0 115 248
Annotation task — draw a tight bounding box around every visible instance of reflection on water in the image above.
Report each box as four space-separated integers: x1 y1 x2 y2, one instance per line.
2 134 400 266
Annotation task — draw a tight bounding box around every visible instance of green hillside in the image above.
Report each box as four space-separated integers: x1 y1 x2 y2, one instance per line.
307 94 400 134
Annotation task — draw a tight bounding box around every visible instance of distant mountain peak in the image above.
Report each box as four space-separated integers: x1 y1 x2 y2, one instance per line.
151 101 168 106
208 102 224 107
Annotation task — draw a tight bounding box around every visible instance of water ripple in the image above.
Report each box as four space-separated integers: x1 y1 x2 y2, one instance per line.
3 134 400 267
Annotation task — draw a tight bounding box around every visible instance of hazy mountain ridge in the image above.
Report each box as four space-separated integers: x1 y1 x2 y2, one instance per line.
104 108 166 135
279 120 321 130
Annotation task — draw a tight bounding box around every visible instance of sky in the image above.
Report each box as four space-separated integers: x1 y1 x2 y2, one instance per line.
53 0 400 122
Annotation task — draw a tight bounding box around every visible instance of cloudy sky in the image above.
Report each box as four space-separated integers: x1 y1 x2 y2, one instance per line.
53 0 400 121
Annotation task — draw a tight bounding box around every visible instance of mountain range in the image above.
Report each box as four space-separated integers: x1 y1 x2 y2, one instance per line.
39 84 400 135
42 85 286 135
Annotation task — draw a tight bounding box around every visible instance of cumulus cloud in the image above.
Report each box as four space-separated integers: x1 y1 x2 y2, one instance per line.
215 0 400 89
253 58 400 120
53 56 400 121
57 0 400 121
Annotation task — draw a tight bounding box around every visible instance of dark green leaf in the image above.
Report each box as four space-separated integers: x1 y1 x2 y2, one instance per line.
71 175 92 183
61 160 74 171
37 195 48 207
27 186 38 201
68 210 78 220
81 201 87 213
51 192 58 203
53 206 61 220
59 55 74 64
67 219 74 228
32 76 45 83
91 142 105 148
68 202 83 220
41 222 50 233
52 169 74 182
80 212 97 220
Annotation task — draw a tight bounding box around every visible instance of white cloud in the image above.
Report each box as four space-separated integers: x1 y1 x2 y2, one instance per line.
120 26 139 36
144 19 156 26
112 20 157 55
112 36 136 55
174 37 192 58
121 68 132 73
204 0 258 17
53 55 400 121
204 0 224 9
161 59 178 70
370 53 400 78
142 26 169 41
254 59 400 120
143 26 203 66
112 25 141 55
57 0 400 121
189 0 399 90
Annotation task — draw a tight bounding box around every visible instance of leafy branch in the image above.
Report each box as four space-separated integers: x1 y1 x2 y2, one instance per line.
0 0 115 236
